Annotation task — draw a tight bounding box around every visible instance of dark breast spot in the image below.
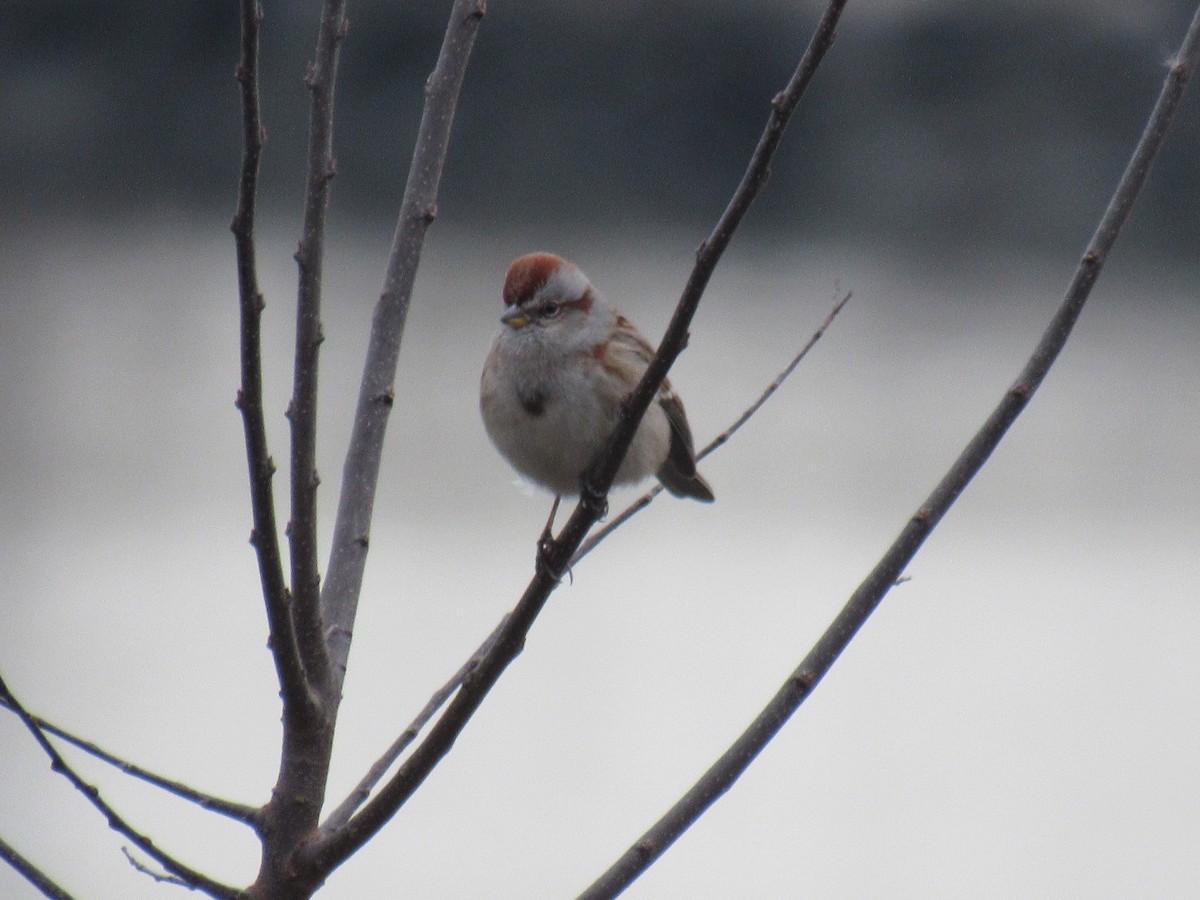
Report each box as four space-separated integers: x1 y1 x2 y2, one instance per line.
520 389 548 417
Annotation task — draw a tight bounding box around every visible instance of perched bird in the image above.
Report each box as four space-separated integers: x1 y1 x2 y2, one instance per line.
480 252 714 511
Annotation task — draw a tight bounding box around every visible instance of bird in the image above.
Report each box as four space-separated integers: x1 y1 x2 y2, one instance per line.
480 252 714 524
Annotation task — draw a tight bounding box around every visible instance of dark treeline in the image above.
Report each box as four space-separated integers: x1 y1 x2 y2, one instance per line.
3 1 1197 257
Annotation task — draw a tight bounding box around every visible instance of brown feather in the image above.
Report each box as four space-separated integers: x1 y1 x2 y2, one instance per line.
655 384 714 501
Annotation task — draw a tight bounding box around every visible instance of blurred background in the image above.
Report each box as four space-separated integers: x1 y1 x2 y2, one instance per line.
1 1 1197 898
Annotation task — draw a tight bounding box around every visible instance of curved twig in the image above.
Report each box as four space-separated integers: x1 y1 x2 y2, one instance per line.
578 6 1200 896
0 674 243 900
307 0 846 876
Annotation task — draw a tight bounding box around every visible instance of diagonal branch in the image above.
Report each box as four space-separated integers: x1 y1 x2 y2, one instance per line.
577 0 849 525
318 617 507 834
0 834 75 900
320 0 488 691
287 0 350 696
0 697 258 826
231 0 314 718
0 674 243 900
573 286 852 566
306 0 846 876
578 6 1200 896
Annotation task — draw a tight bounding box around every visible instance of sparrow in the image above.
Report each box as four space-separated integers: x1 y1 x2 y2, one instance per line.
480 253 714 508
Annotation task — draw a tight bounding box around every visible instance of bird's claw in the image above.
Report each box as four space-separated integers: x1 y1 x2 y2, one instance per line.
579 476 608 521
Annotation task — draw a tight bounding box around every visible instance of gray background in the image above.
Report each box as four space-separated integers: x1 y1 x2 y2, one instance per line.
2 1 1198 897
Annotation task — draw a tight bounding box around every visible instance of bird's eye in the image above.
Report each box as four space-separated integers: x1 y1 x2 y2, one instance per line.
538 302 561 319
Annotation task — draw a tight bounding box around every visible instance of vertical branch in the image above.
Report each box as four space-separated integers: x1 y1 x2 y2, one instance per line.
248 5 351 897
231 0 312 714
288 0 348 694
320 0 488 687
579 5 1200 896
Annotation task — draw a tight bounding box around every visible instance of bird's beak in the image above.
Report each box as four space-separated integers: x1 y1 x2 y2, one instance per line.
501 305 531 330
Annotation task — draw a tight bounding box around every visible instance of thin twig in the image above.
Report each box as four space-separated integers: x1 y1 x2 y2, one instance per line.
288 0 349 695
0 834 75 900
321 0 488 689
307 0 844 876
573 287 852 565
121 847 192 889
578 6 1200 896
231 0 314 718
319 617 507 834
0 698 258 826
0 674 243 900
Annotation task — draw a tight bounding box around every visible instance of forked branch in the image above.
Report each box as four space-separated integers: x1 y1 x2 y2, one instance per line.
0 697 258 826
0 674 243 900
579 5 1200 896
573 286 852 565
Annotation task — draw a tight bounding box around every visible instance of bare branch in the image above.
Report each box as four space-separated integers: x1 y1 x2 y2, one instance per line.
0 674 243 900
288 0 350 696
318 286 850 836
0 834 75 900
573 286 852 565
307 0 843 876
578 6 1200 896
231 0 314 717
318 617 507 835
0 697 258 826
321 0 488 689
575 0 847 527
